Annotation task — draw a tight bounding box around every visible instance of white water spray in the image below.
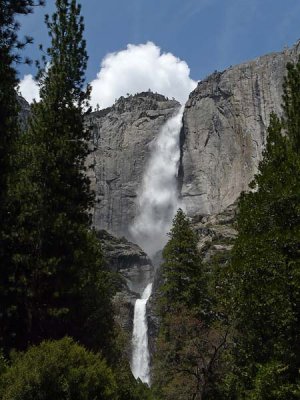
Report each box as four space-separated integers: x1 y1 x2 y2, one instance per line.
131 283 153 384
130 106 184 385
130 106 184 257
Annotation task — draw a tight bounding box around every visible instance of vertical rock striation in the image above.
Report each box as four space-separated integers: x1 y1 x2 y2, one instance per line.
181 41 300 216
86 93 180 239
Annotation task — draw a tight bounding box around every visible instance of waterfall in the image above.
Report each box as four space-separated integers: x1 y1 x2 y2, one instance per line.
131 283 153 384
130 106 184 257
130 106 184 384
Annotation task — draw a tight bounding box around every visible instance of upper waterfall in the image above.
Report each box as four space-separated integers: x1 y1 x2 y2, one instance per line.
130 106 184 257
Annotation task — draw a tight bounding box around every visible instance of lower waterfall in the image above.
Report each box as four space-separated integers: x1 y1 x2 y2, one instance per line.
131 283 153 384
130 107 184 384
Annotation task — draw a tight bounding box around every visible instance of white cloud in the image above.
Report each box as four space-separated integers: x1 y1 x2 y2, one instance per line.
18 74 40 103
18 43 197 108
90 42 197 109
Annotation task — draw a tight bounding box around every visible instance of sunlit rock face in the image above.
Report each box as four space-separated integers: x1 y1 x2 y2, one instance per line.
86 92 180 240
87 42 300 242
19 42 300 239
180 41 300 217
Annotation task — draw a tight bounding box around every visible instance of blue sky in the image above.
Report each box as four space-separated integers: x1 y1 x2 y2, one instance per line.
17 0 300 106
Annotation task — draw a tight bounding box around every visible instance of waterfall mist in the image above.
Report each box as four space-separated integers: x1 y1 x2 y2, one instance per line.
130 106 184 257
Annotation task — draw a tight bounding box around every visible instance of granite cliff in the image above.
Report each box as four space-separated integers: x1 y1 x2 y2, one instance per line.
19 42 300 240
181 41 300 216
86 92 180 239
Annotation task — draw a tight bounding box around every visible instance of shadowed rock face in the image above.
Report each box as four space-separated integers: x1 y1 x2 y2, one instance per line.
98 229 154 337
86 92 180 240
98 229 154 296
17 95 31 130
180 41 300 217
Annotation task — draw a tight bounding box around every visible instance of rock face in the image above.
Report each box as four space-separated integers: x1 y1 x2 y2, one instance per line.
86 93 180 239
191 202 238 265
17 95 30 130
98 229 154 334
180 41 300 216
19 42 300 240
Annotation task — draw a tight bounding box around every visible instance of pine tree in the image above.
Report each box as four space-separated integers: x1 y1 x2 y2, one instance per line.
160 209 205 312
226 61 300 397
0 0 44 357
154 210 226 399
0 0 42 201
0 0 115 358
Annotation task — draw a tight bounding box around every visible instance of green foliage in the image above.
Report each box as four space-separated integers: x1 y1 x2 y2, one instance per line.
153 306 227 400
225 60 300 396
246 362 300 400
0 0 43 220
0 351 8 377
0 0 45 364
0 0 115 359
154 210 227 399
160 209 206 315
155 59 300 398
114 361 157 400
0 337 118 400
0 0 43 196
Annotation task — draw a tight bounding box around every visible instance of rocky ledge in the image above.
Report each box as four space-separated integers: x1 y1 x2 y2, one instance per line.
97 230 154 341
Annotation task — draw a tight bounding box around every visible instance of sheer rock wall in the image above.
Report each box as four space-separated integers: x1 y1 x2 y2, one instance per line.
180 42 300 216
20 42 300 238
86 93 180 239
